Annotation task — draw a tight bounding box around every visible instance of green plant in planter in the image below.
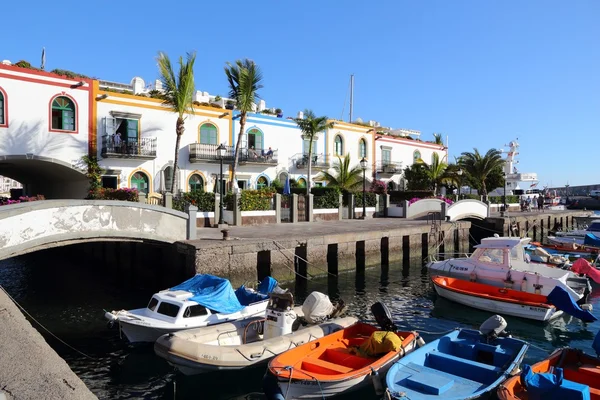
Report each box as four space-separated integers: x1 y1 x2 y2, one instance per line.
275 108 283 117
226 100 235 110
214 95 222 102
81 155 105 198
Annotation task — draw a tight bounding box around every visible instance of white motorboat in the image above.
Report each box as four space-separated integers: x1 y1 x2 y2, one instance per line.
105 274 278 343
548 219 600 245
154 291 356 375
427 236 591 302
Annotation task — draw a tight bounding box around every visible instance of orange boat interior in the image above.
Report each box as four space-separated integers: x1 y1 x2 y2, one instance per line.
270 322 414 380
498 349 600 400
433 276 552 308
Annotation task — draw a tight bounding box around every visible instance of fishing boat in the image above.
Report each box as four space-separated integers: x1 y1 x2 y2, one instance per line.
427 236 591 303
263 303 422 399
497 332 600 400
547 220 600 246
154 291 356 375
104 274 278 343
386 315 529 400
431 276 561 322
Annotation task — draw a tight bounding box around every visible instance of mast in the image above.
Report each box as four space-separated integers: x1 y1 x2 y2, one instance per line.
349 74 354 123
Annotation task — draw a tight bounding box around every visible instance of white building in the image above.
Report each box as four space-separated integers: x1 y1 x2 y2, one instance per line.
0 61 447 198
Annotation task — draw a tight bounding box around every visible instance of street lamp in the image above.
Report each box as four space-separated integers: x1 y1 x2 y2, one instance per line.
216 143 226 225
360 157 368 219
457 168 463 200
501 172 507 217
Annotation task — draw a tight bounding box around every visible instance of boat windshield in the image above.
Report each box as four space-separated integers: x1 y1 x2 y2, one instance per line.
157 301 180 318
475 248 505 265
147 297 159 311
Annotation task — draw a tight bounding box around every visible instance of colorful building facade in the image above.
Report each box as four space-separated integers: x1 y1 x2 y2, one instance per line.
0 62 447 198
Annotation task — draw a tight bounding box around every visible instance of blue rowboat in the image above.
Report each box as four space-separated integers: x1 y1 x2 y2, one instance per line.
385 325 528 399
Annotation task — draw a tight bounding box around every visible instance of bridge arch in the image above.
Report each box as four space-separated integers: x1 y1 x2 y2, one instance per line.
446 199 489 221
0 200 190 261
0 154 88 199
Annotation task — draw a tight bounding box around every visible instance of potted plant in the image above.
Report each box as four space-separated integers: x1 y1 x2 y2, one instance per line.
275 108 283 118
225 100 235 110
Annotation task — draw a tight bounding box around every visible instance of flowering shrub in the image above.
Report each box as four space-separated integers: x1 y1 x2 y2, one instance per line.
0 195 45 206
87 188 139 202
408 196 454 205
173 192 215 212
369 180 387 194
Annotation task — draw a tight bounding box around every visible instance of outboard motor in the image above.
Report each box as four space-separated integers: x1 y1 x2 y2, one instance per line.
479 314 509 342
264 292 296 340
371 302 397 332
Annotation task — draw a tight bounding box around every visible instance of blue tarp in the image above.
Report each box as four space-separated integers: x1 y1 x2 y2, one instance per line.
547 286 597 323
593 331 600 357
583 233 600 248
521 364 590 400
171 275 278 315
258 276 278 294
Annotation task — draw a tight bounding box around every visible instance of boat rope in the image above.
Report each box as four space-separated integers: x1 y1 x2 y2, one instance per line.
414 327 457 336
271 240 338 277
0 285 95 360
526 342 552 355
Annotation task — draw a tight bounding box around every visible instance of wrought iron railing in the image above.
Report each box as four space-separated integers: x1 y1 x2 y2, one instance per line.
189 143 278 164
293 153 330 169
376 161 402 174
101 135 157 158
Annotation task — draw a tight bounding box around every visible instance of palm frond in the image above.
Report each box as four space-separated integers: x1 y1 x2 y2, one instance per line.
224 59 263 113
157 51 196 117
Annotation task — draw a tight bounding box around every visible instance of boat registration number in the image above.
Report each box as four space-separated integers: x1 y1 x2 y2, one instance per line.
450 265 468 271
528 306 545 312
200 354 219 360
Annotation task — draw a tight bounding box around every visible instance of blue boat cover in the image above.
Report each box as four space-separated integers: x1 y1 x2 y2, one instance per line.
547 286 597 323
170 274 248 314
235 276 278 306
593 331 600 357
258 276 278 294
583 233 600 248
521 364 590 400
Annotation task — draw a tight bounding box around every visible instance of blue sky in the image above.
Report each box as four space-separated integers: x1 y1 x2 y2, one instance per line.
2 1 598 187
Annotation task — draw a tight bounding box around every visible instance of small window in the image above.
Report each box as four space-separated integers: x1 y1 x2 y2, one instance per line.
189 174 204 192
477 249 504 265
51 96 76 131
248 128 263 150
359 139 367 159
302 139 317 155
183 305 208 318
101 176 118 189
413 150 421 163
334 135 343 156
257 176 269 189
157 301 180 317
200 123 217 145
147 298 159 311
382 148 391 164
0 89 6 126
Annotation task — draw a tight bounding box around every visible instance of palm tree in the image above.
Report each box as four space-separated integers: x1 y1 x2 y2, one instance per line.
459 148 505 198
157 51 196 194
224 59 263 191
317 154 364 192
433 133 443 145
293 110 334 195
417 153 447 195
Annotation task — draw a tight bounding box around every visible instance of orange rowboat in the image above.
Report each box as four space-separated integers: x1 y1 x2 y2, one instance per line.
431 276 560 321
264 322 419 399
497 348 600 400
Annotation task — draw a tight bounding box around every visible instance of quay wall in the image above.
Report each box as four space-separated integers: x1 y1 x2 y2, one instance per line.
185 221 472 286
0 288 97 400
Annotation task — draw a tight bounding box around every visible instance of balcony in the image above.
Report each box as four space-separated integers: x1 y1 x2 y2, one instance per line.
101 135 157 159
293 153 331 170
189 143 278 165
376 161 402 176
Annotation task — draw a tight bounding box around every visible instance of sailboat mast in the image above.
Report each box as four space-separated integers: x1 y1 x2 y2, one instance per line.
349 74 354 123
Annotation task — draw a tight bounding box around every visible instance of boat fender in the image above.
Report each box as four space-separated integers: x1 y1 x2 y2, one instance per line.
370 367 384 395
581 303 593 311
415 334 425 348
520 276 527 292
533 284 543 295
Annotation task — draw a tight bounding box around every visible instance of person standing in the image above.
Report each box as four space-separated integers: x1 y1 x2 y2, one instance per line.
538 195 544 211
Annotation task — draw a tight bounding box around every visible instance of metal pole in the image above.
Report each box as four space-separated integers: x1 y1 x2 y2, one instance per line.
502 175 506 217
218 157 224 225
361 168 366 219
349 74 354 123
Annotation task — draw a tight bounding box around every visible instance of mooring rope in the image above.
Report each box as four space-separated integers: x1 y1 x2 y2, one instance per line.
0 285 95 359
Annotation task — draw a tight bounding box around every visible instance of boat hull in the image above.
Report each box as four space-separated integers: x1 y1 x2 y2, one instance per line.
432 277 559 322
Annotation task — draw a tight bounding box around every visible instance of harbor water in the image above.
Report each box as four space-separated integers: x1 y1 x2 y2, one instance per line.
0 246 599 400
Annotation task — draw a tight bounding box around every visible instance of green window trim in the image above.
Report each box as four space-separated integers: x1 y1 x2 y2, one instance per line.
247 128 264 150
131 172 150 195
413 150 421 163
200 123 217 145
256 176 269 189
51 96 76 131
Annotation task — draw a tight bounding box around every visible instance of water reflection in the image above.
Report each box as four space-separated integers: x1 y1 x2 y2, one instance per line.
0 246 598 400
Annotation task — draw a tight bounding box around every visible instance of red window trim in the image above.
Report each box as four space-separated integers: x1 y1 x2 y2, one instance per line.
48 93 79 134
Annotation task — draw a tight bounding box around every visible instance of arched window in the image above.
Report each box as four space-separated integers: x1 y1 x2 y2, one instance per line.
256 176 269 189
413 150 421 164
387 181 396 191
51 96 76 131
0 88 6 127
278 171 288 182
131 171 150 195
359 138 367 159
297 178 307 188
163 166 173 192
189 174 204 192
247 128 263 151
199 123 217 145
334 135 344 156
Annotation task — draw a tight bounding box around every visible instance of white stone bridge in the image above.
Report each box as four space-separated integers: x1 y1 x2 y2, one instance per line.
0 200 195 261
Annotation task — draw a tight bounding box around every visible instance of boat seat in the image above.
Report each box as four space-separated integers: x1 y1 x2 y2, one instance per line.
301 358 353 375
399 362 483 395
323 349 372 369
578 365 600 379
426 351 502 384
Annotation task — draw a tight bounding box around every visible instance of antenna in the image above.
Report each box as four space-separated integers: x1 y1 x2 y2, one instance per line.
349 74 354 123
